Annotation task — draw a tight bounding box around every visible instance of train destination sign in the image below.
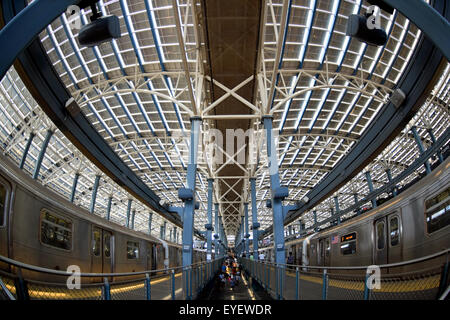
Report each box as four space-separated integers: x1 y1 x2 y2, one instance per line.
340 232 357 243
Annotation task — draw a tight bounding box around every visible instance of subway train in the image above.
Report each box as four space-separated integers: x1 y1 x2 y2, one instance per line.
259 157 450 273
0 153 207 283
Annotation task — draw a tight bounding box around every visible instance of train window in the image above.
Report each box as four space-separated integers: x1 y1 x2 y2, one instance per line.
104 233 111 258
127 241 139 259
340 232 357 255
40 210 72 251
425 187 450 234
92 228 101 256
376 221 386 250
0 183 6 226
340 241 356 255
389 216 400 246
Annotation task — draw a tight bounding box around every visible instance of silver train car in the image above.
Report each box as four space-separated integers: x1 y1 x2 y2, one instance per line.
259 158 450 273
0 153 206 283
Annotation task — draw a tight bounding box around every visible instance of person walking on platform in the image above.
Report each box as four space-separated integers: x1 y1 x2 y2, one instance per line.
259 252 265 261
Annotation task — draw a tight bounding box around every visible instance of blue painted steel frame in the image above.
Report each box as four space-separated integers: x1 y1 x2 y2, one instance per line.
214 203 219 256
181 117 201 299
89 175 101 213
250 178 259 258
206 178 213 261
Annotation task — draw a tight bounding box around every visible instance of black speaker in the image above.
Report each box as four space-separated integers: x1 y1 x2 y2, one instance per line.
346 14 387 46
78 15 120 47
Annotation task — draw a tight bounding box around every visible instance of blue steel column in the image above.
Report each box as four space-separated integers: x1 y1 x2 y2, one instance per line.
32 129 53 179
214 203 219 256
206 179 213 261
106 196 113 221
126 199 132 228
131 210 136 230
163 221 167 240
19 132 35 169
181 117 201 299
333 196 341 225
313 210 318 232
69 173 80 203
244 203 250 257
89 175 101 213
148 212 153 235
263 116 285 299
427 128 444 164
385 168 397 197
353 193 360 215
250 178 260 259
411 126 431 174
365 171 377 208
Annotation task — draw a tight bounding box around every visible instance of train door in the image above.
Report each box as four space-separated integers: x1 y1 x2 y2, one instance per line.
318 238 330 266
318 238 324 266
151 244 157 270
91 227 114 275
374 213 401 265
146 243 153 270
103 230 114 274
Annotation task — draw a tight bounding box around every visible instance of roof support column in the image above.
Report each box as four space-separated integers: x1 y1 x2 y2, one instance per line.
131 210 136 230
214 203 219 256
163 221 167 240
69 173 80 203
32 129 53 180
244 203 250 257
313 210 318 232
263 115 286 300
148 212 153 235
19 132 35 169
385 168 397 197
353 194 360 215
174 227 178 243
427 128 444 164
365 171 377 208
89 175 100 214
333 196 341 225
250 178 260 259
126 199 132 228
206 179 214 261
106 196 113 221
180 117 201 299
411 126 431 174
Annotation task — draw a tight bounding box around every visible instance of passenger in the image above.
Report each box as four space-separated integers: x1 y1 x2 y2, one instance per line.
259 252 265 261
250 254 254 260
287 252 294 269
235 267 241 284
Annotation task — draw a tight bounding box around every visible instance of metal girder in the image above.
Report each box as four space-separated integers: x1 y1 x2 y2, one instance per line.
1 0 183 228
260 0 449 239
0 0 81 80
381 0 450 62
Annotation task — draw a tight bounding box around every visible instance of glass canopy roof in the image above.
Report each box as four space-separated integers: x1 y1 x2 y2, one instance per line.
0 0 448 245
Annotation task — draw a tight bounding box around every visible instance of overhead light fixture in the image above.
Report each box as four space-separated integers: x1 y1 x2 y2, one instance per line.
78 2 120 47
346 6 387 47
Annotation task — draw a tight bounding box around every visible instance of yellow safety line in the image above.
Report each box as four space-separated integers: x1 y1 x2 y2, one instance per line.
3 272 182 299
285 271 440 293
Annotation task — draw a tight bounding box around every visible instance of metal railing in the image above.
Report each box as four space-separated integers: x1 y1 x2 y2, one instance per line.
0 254 224 300
239 249 450 300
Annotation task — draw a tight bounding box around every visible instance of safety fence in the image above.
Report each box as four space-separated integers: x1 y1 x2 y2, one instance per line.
0 255 224 300
240 249 450 300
